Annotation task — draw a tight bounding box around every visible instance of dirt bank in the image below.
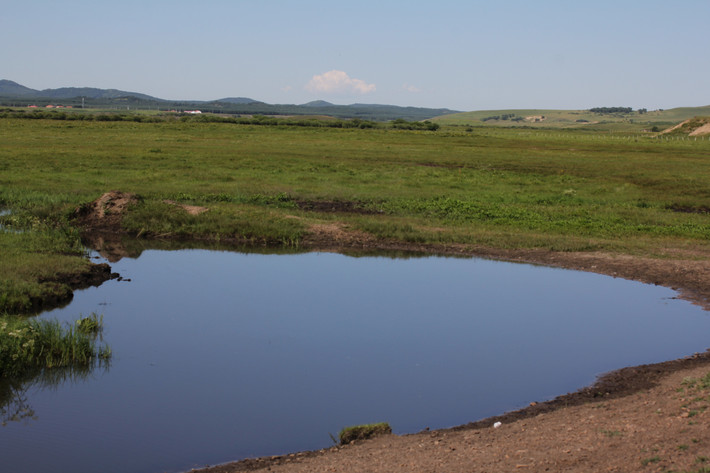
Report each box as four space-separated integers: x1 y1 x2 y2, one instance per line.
25 262 117 315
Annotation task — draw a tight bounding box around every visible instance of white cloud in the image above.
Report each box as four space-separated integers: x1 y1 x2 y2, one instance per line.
403 83 421 93
306 70 376 95
281 85 293 92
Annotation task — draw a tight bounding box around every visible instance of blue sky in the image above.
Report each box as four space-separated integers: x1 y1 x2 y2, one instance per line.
2 0 708 111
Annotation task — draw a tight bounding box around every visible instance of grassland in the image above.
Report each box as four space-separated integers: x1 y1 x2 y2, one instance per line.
1 117 710 316
433 105 710 130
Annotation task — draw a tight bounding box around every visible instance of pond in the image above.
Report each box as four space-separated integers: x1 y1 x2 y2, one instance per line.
1 248 709 473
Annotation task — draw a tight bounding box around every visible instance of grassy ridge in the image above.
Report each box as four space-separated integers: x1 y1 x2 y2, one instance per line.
1 118 710 314
433 105 710 129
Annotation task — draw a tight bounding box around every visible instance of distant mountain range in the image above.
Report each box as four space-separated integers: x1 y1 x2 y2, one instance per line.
0 80 458 121
0 80 159 101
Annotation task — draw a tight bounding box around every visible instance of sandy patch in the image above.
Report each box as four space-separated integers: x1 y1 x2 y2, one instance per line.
163 200 210 215
689 122 710 136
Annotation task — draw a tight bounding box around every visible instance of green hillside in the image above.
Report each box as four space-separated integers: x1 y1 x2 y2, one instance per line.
433 105 710 130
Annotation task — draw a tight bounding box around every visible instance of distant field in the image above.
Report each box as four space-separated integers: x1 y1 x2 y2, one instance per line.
1 118 710 313
433 105 710 130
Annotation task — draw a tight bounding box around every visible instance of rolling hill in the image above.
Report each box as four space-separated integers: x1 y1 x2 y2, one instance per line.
0 80 156 100
432 106 710 129
0 79 457 121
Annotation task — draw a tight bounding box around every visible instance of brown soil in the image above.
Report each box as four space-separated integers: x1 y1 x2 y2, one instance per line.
163 200 210 215
662 118 710 137
690 122 710 137
71 192 710 472
662 119 692 135
73 190 139 231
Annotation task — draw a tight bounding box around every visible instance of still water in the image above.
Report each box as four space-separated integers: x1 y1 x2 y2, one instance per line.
1 249 708 473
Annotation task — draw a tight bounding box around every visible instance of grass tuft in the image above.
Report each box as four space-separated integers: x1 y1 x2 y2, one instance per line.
338 422 392 444
641 455 661 466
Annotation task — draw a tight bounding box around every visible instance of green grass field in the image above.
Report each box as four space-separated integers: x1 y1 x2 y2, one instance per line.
1 118 710 315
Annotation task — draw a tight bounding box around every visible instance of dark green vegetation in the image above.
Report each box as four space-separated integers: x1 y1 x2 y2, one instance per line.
338 422 392 444
1 117 710 318
589 107 634 114
0 107 439 131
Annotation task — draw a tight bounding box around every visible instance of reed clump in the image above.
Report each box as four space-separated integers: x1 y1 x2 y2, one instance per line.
0 313 111 379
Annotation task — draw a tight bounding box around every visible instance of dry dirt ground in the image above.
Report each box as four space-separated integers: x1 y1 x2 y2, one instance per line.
73 192 710 472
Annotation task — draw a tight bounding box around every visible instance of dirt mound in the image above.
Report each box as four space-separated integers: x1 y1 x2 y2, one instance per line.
661 119 690 134
74 191 138 231
661 116 710 136
690 122 710 136
302 222 377 249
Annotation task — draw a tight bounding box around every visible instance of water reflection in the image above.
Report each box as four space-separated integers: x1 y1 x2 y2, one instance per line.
80 230 429 263
1 363 109 427
80 231 308 263
0 208 12 232
1 247 708 473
